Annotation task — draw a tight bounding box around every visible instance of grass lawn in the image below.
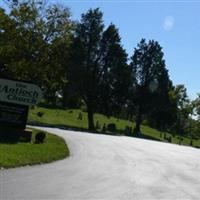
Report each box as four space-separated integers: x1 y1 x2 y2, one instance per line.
0 129 69 169
28 106 200 148
29 106 134 131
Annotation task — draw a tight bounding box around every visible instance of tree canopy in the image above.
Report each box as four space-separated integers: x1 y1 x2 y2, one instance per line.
0 1 199 136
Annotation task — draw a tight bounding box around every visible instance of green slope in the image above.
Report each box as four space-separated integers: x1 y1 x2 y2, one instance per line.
0 129 69 168
28 106 200 148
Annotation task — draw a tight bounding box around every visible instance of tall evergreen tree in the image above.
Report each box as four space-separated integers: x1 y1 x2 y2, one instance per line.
71 8 104 131
98 24 132 117
70 10 131 130
130 39 171 135
147 66 174 130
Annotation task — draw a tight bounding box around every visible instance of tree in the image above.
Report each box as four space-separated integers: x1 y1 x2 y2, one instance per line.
98 24 132 117
70 8 104 131
0 7 14 78
42 4 74 105
147 71 174 130
70 9 132 131
193 94 200 120
130 39 171 135
2 1 47 84
0 1 74 105
169 84 192 135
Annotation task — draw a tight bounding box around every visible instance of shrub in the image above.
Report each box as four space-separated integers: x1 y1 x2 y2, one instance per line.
35 131 46 144
107 123 116 132
177 136 182 145
124 126 132 136
163 134 171 143
168 136 172 143
37 112 44 117
142 119 150 126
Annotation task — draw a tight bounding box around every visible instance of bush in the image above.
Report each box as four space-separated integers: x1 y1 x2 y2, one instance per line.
177 136 183 145
37 112 44 117
124 126 132 136
35 131 46 144
164 134 171 143
142 119 150 126
168 136 172 143
107 123 116 132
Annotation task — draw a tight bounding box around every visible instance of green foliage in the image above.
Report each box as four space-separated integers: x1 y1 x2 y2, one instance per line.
69 8 104 130
35 131 46 143
169 85 193 135
69 9 132 130
0 1 74 106
192 93 200 120
107 123 116 132
1 2 200 138
98 24 132 116
129 39 171 134
124 126 132 136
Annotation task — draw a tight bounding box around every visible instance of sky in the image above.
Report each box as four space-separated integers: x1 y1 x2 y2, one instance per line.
1 0 200 100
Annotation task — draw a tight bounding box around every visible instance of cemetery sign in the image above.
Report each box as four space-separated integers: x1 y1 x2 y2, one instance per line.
0 78 42 129
0 78 42 106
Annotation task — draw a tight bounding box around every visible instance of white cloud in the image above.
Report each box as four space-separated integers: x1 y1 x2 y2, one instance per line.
163 16 174 31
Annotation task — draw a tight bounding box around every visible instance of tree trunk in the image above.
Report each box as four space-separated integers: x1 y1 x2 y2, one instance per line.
135 106 142 137
62 88 68 108
87 104 95 131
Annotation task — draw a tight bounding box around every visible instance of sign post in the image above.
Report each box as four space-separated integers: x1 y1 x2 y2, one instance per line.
0 78 42 142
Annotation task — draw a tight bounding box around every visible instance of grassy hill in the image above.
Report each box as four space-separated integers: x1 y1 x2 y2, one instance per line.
0 129 69 168
28 106 200 148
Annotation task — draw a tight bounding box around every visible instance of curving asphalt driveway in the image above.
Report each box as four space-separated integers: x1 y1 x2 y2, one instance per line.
1 127 200 200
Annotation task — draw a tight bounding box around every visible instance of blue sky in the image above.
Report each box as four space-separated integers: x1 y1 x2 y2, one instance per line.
1 0 200 100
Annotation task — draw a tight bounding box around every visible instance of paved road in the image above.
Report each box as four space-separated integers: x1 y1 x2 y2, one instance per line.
1 127 200 200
